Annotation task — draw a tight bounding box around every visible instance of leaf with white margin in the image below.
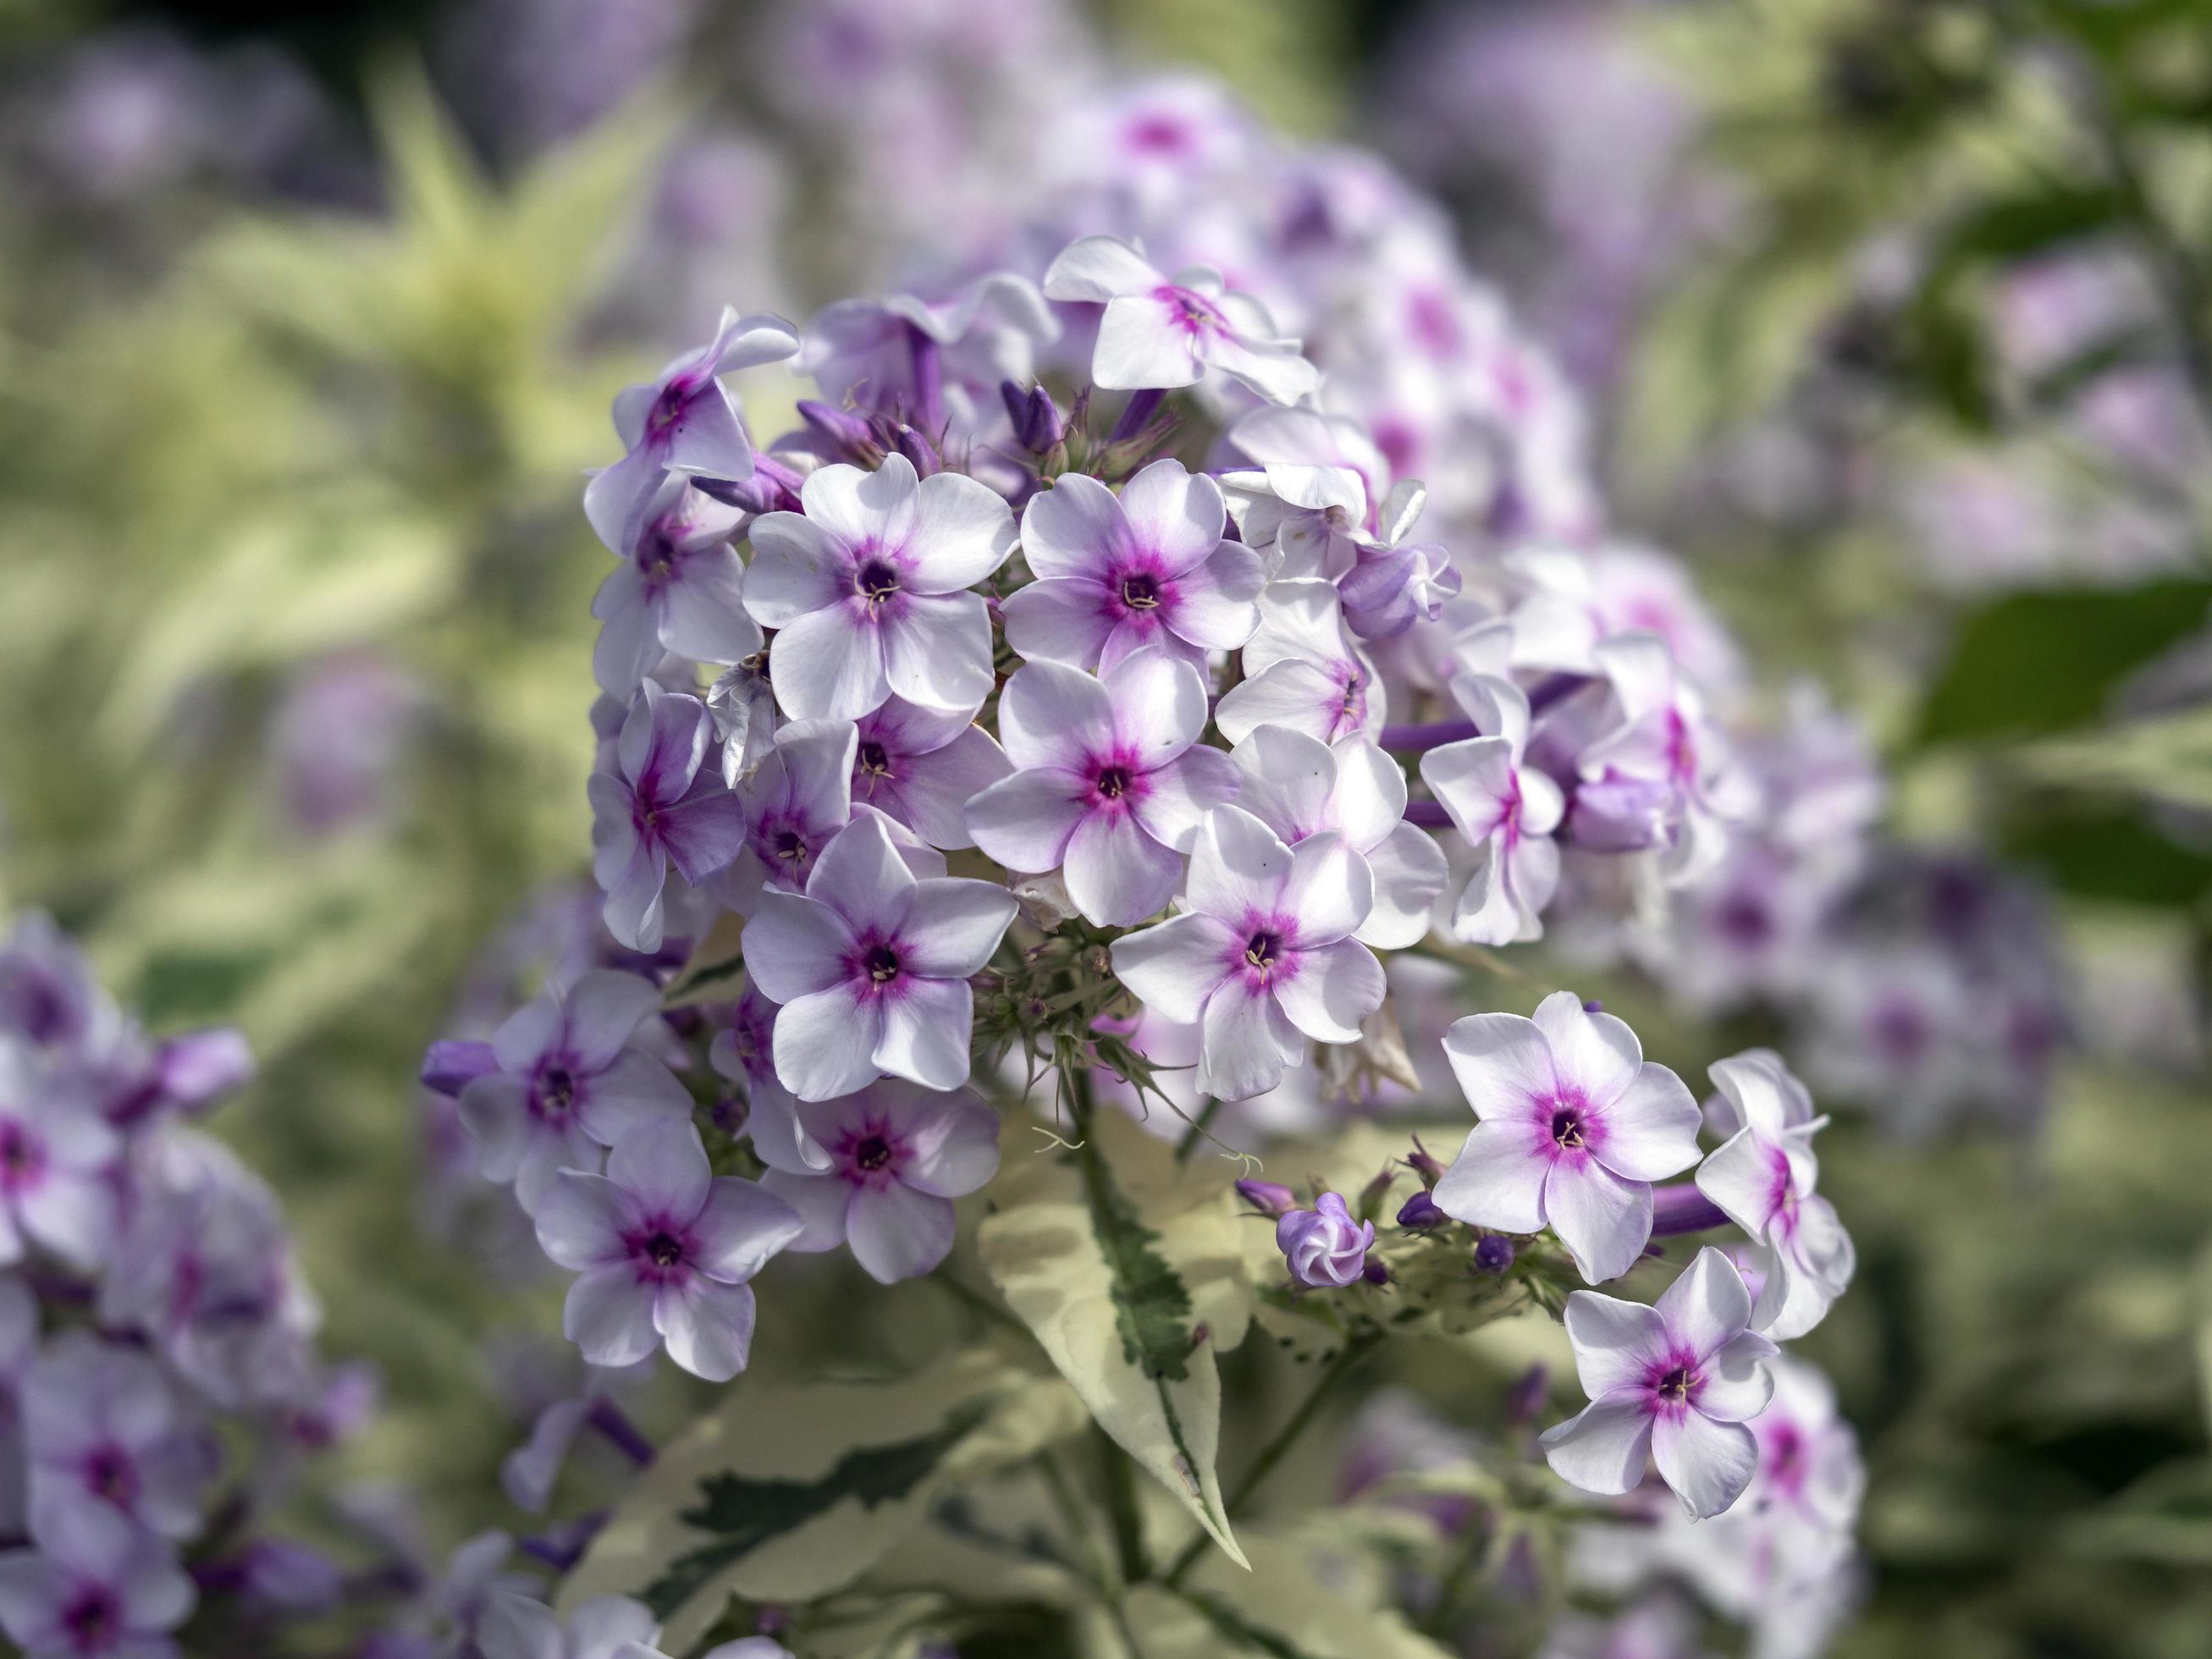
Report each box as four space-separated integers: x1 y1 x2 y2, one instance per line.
1124 1524 1458 1657
557 1343 1084 1651
979 1106 1255 1571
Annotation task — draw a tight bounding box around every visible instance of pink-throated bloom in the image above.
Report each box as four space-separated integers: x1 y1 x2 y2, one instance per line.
1001 460 1265 672
583 306 800 553
457 971 692 1215
1434 992 1702 1283
1111 805 1385 1101
965 650 1238 928
1694 1051 1854 1340
1227 725 1447 949
22 1333 212 1558
587 686 749 953
1042 234 1319 405
1275 1192 1376 1288
754 1081 1000 1284
1541 1247 1779 1518
0 1042 118 1272
533 1121 801 1383
1420 670 1565 945
850 698 1011 852
741 453 1015 721
723 719 858 912
590 477 760 695
707 982 823 1177
479 1590 666 1659
0 1524 195 1659
1215 581 1387 747
743 813 1018 1101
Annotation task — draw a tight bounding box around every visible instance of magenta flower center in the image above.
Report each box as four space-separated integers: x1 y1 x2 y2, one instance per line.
1119 572 1161 610
1656 1365 1695 1403
63 1587 119 1645
854 558 902 606
537 1064 576 1116
863 945 902 984
0 1121 43 1191
644 1231 684 1268
648 381 691 433
1244 930 1283 973
853 1134 893 1172
1159 284 1223 338
85 1445 138 1507
1095 766 1131 801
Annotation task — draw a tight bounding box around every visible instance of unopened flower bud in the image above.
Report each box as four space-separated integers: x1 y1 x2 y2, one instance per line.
1235 1178 1297 1218
1505 1362 1548 1425
1361 1259 1391 1286
420 1039 497 1099
1474 1233 1515 1274
893 425 941 477
1396 1191 1444 1230
1276 1193 1376 1288
1407 1135 1445 1187
796 400 885 466
1001 380 1066 454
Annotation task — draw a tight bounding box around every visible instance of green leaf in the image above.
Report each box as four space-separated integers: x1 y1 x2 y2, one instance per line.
979 1109 1255 1571
1913 581 2212 745
558 1348 1083 1651
1122 1526 1457 1658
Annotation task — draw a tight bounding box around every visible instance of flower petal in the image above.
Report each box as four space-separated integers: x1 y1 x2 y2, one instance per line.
873 976 974 1092
775 985 887 1101
1064 809 1183 928
898 878 1018 978
1539 1397 1652 1498
1431 1117 1548 1233
740 891 856 1004
563 1266 659 1369
1652 1245 1756 1360
1542 1158 1652 1284
769 605 887 721
846 1182 957 1283
1651 1410 1757 1519
880 592 996 714
1272 937 1384 1044
654 1276 757 1382
1110 914 1236 1024
1531 991 1642 1108
1441 1012 1556 1122
1562 1290 1672 1400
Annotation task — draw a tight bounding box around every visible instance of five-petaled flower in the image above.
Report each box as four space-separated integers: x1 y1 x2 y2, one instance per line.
590 477 761 695
1001 460 1264 673
850 698 1011 852
754 1081 1001 1283
1112 805 1385 1100
1042 234 1319 405
742 453 1015 721
1215 580 1386 747
744 814 1018 1100
457 971 692 1214
584 306 801 553
1540 1246 1779 1518
534 1120 802 1382
966 650 1238 928
1433 992 1702 1283
587 686 749 952
1694 1050 1855 1340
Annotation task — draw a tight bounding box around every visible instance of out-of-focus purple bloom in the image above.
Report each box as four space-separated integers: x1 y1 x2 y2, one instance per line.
587 686 749 952
590 477 760 694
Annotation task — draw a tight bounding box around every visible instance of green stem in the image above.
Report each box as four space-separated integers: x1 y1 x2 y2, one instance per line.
1159 1328 1382 1588
1097 1424 1152 1587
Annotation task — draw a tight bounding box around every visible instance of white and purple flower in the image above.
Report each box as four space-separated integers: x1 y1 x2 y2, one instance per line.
1433 992 1702 1283
1275 1192 1376 1288
743 813 1018 1100
1041 234 1320 405
22 1333 212 1557
534 1121 802 1383
754 1081 1000 1283
851 698 1011 852
0 1524 195 1659
587 686 749 953
1215 581 1386 746
1694 1050 1854 1340
456 971 692 1214
1420 669 1565 945
1001 460 1264 672
742 453 1014 721
1111 805 1385 1100
966 650 1238 928
1540 1246 1778 1518
583 306 801 552
590 477 760 695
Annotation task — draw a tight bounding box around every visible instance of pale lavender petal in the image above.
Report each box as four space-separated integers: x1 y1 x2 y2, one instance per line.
741 892 856 1004
846 1182 957 1283
769 606 887 721
1441 1013 1556 1122
774 985 886 1102
898 1088 1001 1199
1104 648 1210 758
654 1276 756 1382
898 879 1018 978
563 1266 659 1369
1561 1291 1672 1399
1542 1158 1652 1284
1063 810 1182 928
1355 824 1448 950
873 977 974 1092
1698 1327 1781 1421
739 514 841 628
607 1122 711 1221
1590 1066 1702 1183
1166 541 1264 648
964 768 1089 873
1431 1117 1547 1233
1182 805 1292 922
1109 914 1237 1025
1000 576 1117 669
1272 937 1384 1044
908 471 1016 591
880 592 996 714
757 1170 852 1252
802 455 919 549
1280 830 1374 945
1115 459 1226 574
563 972 661 1070
1531 991 1642 1108
1539 1397 1653 1497
805 813 918 934
1196 978 1301 1100
689 1179 803 1283
1018 472 1127 581
1652 1246 1756 1360
992 658 1114 771
1128 746 1238 852
1691 1128 1777 1239
1651 1411 1757 1519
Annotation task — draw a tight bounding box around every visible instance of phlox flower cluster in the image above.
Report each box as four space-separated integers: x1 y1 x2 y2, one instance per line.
413 47 1874 1657
0 912 381 1659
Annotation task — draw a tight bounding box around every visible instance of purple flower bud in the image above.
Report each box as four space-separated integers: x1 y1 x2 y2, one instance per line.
1001 381 1066 453
419 1039 497 1098
1396 1191 1444 1230
1235 1178 1297 1217
1276 1192 1376 1288
1474 1233 1515 1274
893 424 941 477
1407 1136 1445 1186
1361 1259 1391 1286
153 1027 254 1111
696 451 805 515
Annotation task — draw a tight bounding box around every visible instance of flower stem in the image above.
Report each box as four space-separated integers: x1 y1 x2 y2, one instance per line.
1159 1327 1383 1588
586 1397 655 1467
